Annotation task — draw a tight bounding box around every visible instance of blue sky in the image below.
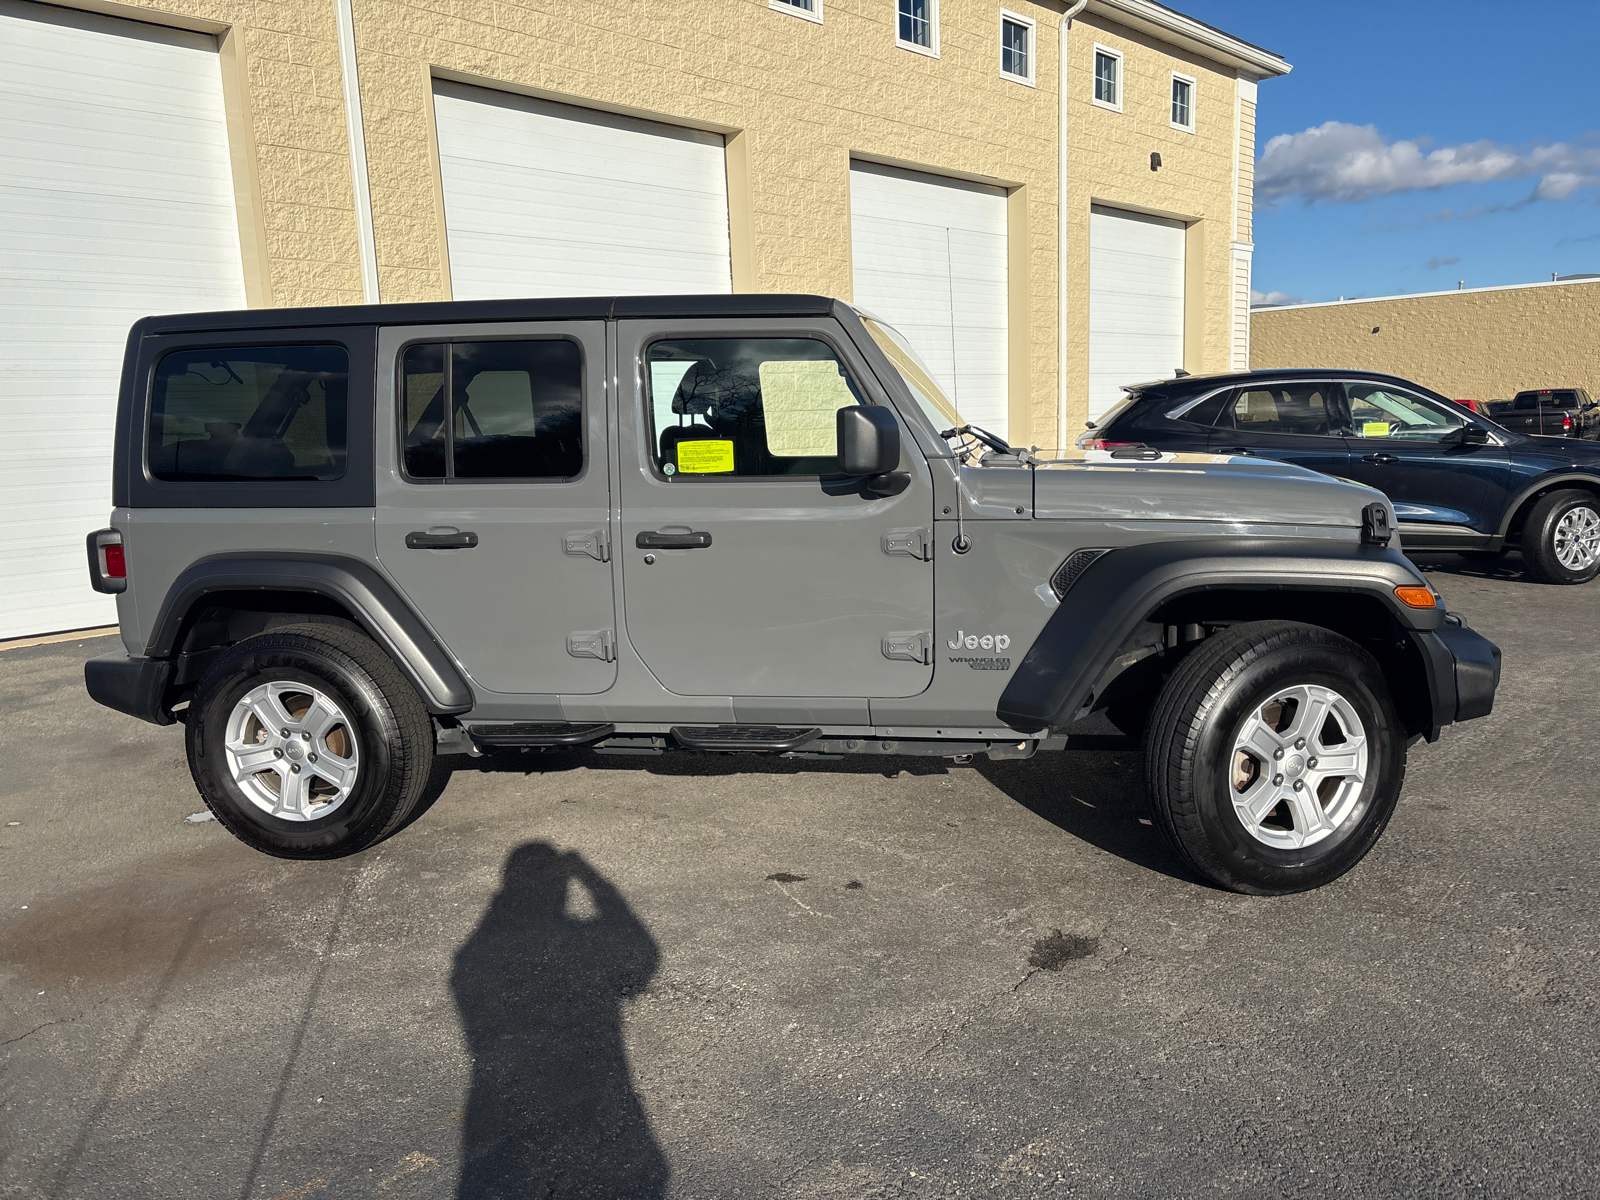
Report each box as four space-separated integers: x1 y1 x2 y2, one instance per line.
1172 0 1600 304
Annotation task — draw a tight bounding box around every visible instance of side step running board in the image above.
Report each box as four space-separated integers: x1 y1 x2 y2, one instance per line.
670 725 821 753
466 722 616 749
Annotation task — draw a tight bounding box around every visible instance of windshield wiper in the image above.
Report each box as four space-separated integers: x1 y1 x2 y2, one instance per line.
939 424 1012 455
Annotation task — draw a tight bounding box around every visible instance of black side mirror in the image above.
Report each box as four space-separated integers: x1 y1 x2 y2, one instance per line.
837 405 900 476
1457 425 1492 446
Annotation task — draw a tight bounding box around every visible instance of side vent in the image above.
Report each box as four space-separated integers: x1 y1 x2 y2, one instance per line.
1050 548 1111 600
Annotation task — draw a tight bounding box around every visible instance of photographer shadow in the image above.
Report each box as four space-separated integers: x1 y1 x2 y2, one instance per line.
452 842 667 1199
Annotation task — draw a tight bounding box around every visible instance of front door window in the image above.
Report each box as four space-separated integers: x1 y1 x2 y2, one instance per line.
1346 384 1464 442
644 338 865 479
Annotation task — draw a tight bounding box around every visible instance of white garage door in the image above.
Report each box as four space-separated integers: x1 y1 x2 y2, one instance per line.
434 81 732 300
1088 205 1186 422
850 162 1010 439
0 1 246 640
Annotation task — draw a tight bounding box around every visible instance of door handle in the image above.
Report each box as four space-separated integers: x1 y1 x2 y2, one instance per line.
1361 453 1400 464
405 531 478 549
635 530 712 550
1220 446 1256 456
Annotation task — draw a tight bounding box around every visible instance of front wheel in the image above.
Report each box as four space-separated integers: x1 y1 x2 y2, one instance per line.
1521 489 1600 585
1143 621 1406 895
186 624 439 859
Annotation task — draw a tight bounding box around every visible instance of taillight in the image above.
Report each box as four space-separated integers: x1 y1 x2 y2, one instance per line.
1563 413 1574 433
1087 440 1142 450
86 528 127 594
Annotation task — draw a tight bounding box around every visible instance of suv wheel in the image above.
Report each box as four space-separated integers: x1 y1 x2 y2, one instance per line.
186 624 438 859
1143 621 1406 895
1521 489 1600 584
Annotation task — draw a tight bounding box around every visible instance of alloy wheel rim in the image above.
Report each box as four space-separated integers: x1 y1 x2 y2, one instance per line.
1553 506 1600 572
1229 684 1369 850
224 681 360 821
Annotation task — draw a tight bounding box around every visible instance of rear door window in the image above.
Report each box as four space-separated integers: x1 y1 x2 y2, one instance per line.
402 339 583 480
148 346 348 481
1216 383 1336 436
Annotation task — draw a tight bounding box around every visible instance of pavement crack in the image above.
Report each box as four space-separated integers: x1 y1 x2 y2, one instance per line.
2 1016 76 1047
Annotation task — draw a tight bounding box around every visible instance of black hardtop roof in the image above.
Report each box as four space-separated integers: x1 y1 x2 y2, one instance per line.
135 293 846 336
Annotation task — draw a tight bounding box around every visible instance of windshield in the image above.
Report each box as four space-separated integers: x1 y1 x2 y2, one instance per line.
859 315 966 432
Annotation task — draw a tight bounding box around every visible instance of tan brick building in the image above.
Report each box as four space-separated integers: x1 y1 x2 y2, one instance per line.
0 0 1286 637
1251 278 1600 404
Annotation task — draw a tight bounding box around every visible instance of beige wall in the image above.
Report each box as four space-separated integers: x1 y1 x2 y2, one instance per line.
1061 10 1253 437
42 0 1274 449
1251 280 1600 401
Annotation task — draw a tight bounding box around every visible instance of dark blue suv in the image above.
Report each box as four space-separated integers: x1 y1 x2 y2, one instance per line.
1086 369 1600 584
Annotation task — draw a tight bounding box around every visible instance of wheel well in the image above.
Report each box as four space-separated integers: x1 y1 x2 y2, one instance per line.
168 591 363 694
1505 480 1600 544
1092 589 1434 739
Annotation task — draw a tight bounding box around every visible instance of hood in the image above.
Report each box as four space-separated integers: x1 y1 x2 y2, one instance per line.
986 448 1385 528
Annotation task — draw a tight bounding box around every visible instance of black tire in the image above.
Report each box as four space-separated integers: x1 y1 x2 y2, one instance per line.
186 623 437 859
1520 489 1600 585
1143 621 1406 895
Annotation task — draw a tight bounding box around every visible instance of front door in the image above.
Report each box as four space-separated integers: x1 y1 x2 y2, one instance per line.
1206 381 1353 477
614 318 935 699
375 322 617 696
1340 381 1503 534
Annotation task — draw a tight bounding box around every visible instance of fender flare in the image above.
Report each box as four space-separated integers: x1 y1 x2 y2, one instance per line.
145 553 473 714
995 538 1443 734
1495 471 1600 538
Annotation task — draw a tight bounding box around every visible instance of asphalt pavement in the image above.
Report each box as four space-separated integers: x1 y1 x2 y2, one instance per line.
1 554 1596 1199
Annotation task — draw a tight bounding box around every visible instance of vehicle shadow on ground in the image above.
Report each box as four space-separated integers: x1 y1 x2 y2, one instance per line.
451 842 669 1199
439 738 1207 889
1410 551 1532 583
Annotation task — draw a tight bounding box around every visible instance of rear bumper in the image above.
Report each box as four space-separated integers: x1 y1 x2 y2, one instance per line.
1412 617 1501 738
84 652 175 726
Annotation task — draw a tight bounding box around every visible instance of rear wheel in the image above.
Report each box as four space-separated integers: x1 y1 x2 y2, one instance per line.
1521 489 1600 584
186 624 437 858
1143 621 1406 895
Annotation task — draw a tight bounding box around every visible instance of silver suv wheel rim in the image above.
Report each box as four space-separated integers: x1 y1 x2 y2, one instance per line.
224 681 360 822
1553 505 1600 572
1230 684 1369 850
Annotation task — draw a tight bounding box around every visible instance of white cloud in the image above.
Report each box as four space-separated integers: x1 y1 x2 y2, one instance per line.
1250 288 1303 307
1257 121 1600 206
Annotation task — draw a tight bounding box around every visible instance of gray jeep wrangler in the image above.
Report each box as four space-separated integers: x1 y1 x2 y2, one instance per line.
84 295 1500 894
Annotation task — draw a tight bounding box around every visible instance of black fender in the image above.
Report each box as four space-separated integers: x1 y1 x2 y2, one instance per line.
996 538 1448 735
145 553 473 714
1495 471 1600 538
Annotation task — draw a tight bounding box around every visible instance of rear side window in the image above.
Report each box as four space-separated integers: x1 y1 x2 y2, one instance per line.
148 346 348 482
402 340 583 480
1217 384 1334 436
644 338 865 478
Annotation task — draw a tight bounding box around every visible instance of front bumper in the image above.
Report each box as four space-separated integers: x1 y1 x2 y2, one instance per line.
1412 616 1501 738
84 652 175 726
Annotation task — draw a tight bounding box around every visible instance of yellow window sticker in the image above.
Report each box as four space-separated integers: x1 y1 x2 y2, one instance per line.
758 359 855 457
1362 421 1392 437
675 439 735 474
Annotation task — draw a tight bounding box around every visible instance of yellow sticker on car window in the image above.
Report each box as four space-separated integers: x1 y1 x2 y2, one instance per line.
1362 421 1392 437
675 439 735 474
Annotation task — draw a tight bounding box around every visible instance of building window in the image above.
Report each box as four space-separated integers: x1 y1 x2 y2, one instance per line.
1093 44 1122 111
1000 10 1035 86
770 0 822 23
897 0 938 56
1171 72 1195 131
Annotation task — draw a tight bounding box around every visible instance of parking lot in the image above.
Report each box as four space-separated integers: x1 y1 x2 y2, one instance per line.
1 556 1596 1200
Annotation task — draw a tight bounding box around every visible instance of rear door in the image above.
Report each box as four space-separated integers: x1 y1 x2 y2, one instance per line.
1206 381 1352 477
614 317 934 700
375 322 617 697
